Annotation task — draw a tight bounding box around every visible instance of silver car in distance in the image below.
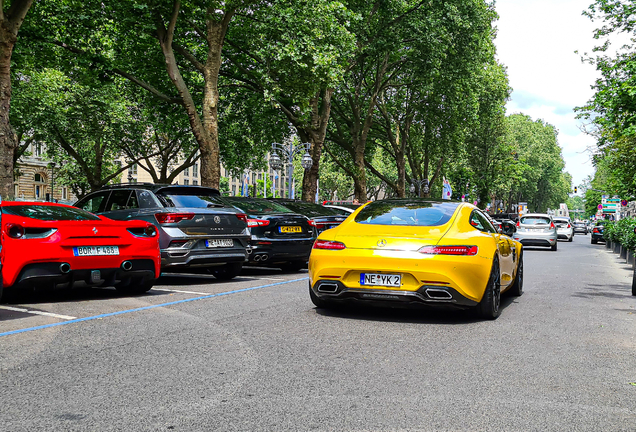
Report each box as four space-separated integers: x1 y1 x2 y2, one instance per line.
513 213 558 251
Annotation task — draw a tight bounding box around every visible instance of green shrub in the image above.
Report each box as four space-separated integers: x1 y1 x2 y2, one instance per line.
603 221 617 242
618 217 636 250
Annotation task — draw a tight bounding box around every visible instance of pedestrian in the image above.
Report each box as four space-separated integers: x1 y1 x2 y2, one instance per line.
352 198 360 205
442 178 452 200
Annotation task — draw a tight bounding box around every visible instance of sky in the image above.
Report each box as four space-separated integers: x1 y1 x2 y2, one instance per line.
493 0 611 190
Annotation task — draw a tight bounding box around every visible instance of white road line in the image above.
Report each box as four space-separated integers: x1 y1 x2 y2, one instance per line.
255 277 285 281
153 288 211 296
0 305 76 320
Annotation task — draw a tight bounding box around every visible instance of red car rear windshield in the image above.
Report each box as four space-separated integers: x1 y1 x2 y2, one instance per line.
355 200 459 226
2 205 100 221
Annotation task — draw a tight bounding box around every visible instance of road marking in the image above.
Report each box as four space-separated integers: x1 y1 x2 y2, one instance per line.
153 289 211 296
0 277 309 338
255 277 285 281
0 305 76 320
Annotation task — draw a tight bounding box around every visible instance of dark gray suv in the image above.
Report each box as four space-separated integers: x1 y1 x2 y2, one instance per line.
74 184 250 279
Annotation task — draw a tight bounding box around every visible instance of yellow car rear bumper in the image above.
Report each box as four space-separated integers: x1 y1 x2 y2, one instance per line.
309 248 493 307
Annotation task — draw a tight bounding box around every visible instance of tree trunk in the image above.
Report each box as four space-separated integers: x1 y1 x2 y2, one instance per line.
396 146 406 198
299 89 332 202
0 32 16 199
352 140 366 201
0 0 34 198
200 11 232 189
154 4 233 190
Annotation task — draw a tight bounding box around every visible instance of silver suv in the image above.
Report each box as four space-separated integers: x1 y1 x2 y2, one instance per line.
513 213 558 251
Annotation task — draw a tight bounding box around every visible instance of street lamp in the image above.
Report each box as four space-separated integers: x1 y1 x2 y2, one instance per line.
127 161 134 183
269 141 313 199
48 161 56 202
410 178 429 197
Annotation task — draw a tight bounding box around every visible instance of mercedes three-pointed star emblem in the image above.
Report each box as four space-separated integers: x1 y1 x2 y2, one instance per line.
377 239 387 247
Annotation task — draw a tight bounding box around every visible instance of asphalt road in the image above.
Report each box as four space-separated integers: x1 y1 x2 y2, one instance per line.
1 236 635 431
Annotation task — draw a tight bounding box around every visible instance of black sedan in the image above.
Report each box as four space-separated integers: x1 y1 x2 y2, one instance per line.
268 199 349 233
215 197 315 271
591 221 605 244
573 221 588 235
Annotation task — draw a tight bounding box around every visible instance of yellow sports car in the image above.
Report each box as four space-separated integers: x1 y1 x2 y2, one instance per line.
309 199 523 319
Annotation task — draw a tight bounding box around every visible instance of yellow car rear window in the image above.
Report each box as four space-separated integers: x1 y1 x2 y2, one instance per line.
355 200 458 226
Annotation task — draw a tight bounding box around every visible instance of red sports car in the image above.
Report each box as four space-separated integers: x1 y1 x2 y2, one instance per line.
0 201 160 297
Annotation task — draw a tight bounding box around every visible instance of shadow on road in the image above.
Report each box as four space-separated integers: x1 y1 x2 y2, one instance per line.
313 294 518 325
1 267 303 306
0 307 38 322
572 283 632 300
2 285 127 306
519 247 555 252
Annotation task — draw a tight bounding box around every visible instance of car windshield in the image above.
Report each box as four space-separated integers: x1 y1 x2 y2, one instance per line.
520 216 551 225
159 193 225 208
221 198 294 214
2 205 100 221
354 200 459 226
277 202 342 217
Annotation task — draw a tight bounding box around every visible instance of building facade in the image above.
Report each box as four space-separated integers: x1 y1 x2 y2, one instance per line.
129 156 293 198
13 146 294 202
14 144 72 203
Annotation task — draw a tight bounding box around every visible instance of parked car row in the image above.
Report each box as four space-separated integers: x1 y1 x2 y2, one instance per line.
511 213 592 250
0 184 355 299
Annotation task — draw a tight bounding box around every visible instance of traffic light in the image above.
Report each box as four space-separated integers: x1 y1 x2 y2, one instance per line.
574 187 578 193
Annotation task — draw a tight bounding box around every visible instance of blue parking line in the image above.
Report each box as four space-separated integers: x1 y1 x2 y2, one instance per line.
0 277 309 338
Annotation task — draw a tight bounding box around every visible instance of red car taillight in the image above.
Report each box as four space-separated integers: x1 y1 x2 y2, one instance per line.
247 219 270 227
154 213 195 224
418 245 479 256
516 220 520 227
145 225 157 237
6 223 25 239
235 213 248 224
127 225 158 237
308 220 333 227
313 240 346 250
567 223 571 228
550 222 555 229
593 228 600 233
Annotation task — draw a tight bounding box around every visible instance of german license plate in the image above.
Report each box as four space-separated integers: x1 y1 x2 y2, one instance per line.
205 239 234 248
279 226 302 233
73 246 119 256
360 273 401 287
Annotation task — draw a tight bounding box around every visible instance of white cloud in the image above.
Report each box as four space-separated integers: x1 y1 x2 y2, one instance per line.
493 0 612 188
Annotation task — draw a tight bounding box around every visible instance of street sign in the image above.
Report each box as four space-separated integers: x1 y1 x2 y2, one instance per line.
622 199 628 207
603 198 620 214
598 204 603 210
